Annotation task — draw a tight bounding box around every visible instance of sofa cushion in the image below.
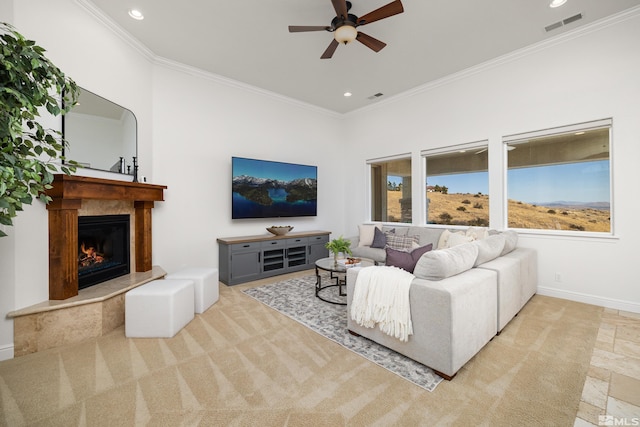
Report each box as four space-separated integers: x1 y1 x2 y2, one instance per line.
489 229 519 255
385 244 433 273
473 234 506 267
350 245 386 263
389 226 409 236
414 243 479 280
371 227 394 249
358 224 381 247
500 230 518 255
407 227 445 247
385 234 420 252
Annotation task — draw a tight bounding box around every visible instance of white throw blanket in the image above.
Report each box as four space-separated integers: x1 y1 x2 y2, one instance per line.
350 266 414 342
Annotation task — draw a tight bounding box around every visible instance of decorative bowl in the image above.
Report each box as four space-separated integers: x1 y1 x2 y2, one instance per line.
337 257 362 268
267 226 293 236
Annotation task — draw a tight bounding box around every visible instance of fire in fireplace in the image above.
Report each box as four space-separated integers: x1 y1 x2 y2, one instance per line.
77 215 130 289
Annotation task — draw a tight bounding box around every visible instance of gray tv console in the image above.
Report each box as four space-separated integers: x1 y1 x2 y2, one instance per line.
217 230 330 285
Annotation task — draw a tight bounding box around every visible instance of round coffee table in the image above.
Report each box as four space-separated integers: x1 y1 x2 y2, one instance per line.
314 257 374 305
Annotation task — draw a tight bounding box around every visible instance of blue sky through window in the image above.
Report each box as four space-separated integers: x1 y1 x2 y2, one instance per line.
416 159 609 204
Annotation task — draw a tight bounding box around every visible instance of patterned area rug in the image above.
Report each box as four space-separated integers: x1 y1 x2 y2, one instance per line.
243 274 443 392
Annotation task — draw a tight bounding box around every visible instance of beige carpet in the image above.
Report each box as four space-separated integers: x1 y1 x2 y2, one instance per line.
0 271 602 426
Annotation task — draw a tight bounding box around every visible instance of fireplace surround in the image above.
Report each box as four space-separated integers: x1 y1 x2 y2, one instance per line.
46 174 166 299
6 175 168 357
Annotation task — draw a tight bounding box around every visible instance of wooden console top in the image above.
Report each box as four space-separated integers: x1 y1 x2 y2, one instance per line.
217 230 330 245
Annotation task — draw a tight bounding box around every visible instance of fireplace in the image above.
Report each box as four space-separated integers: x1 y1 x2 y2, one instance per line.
78 215 130 289
7 176 167 357
46 175 166 300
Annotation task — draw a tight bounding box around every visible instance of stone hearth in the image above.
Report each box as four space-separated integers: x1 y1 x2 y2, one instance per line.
7 175 168 357
8 267 166 356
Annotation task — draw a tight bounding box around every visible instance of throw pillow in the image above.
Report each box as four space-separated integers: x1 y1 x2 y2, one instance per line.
447 232 475 248
371 227 394 249
500 230 518 255
437 229 452 249
385 234 420 252
413 243 479 280
358 224 381 247
465 226 489 240
385 244 433 273
473 234 506 266
488 229 519 255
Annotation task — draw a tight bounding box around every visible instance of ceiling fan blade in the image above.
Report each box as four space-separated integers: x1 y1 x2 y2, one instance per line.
289 25 330 32
356 32 386 52
331 0 349 19
357 0 404 26
321 39 340 59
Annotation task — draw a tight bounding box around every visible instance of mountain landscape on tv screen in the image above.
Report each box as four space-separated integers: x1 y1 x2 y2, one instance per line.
232 175 317 218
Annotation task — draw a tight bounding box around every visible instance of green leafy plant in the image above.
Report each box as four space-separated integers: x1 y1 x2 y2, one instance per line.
325 235 352 258
0 22 79 237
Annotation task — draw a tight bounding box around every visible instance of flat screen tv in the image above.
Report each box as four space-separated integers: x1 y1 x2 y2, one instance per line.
232 157 317 219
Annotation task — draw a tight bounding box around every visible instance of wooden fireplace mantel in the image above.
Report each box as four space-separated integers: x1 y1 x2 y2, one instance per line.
46 175 167 300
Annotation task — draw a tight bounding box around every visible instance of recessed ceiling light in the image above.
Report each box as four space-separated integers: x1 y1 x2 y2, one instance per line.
128 9 144 20
549 0 567 8
343 92 352 97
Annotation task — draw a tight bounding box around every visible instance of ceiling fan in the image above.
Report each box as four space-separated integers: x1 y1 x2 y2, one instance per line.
288 0 404 59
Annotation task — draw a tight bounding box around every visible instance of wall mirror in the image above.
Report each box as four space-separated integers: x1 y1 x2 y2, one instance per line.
63 88 137 174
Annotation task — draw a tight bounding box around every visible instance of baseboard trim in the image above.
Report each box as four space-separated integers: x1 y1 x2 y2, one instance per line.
537 286 640 314
0 344 14 361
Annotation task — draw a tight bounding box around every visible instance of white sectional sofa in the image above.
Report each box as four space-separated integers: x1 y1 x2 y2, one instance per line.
345 225 537 379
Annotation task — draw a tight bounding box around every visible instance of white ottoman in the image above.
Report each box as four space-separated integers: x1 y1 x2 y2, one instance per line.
125 279 195 338
166 268 219 314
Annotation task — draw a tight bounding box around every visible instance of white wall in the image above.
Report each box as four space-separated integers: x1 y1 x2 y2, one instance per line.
342 10 640 312
150 64 345 273
0 228 15 360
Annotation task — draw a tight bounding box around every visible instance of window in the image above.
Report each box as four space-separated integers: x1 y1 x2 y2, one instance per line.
369 156 412 223
423 143 489 226
505 119 611 233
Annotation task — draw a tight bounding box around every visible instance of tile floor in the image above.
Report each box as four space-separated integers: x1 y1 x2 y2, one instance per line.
574 308 640 426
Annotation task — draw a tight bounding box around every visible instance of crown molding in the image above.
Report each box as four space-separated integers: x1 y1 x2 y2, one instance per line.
346 5 640 117
74 0 155 62
75 0 341 120
76 1 639 119
153 56 342 119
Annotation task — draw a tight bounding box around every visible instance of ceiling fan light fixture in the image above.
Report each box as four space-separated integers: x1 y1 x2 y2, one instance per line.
549 0 567 8
334 25 357 44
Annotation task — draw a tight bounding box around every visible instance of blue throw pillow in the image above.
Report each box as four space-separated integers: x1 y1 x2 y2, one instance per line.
385 243 433 273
